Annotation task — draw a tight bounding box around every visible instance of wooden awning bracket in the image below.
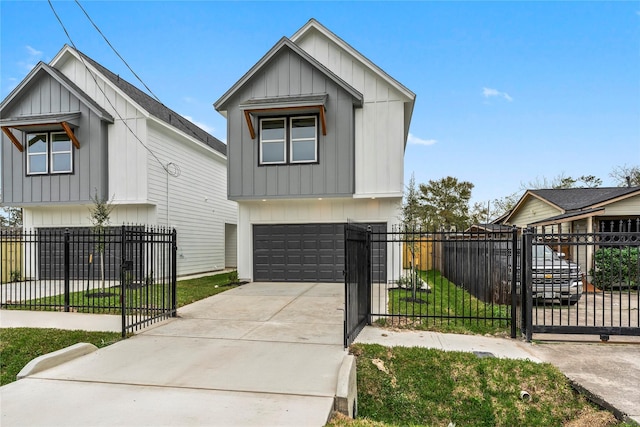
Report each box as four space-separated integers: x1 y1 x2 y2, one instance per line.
60 121 81 149
1 126 23 152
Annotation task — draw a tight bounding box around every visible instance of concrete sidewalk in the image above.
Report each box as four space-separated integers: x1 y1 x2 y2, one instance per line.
1 282 347 427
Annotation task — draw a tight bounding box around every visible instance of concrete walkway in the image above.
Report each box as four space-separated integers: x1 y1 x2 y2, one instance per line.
1 282 347 427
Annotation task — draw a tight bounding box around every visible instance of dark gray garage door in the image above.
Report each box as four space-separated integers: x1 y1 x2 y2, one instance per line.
253 223 386 283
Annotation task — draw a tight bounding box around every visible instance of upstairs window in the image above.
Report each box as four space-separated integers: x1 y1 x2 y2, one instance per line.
27 131 73 175
259 116 317 165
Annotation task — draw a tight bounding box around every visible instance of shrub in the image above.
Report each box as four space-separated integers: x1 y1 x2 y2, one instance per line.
590 247 639 290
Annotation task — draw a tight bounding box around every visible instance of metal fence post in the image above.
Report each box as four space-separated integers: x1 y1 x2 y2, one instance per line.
64 228 70 312
120 225 127 338
522 227 534 342
510 226 518 338
171 228 177 317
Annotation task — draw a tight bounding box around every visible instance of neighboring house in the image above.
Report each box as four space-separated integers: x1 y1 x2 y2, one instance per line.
501 187 640 233
500 186 640 275
0 45 237 277
215 19 416 282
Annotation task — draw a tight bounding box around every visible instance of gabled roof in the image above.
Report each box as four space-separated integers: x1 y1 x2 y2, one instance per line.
291 19 416 103
214 37 363 113
291 19 416 143
504 186 640 225
53 45 226 156
528 187 640 211
466 223 515 233
0 62 113 122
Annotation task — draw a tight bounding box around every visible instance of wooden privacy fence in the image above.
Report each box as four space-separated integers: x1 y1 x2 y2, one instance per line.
1 237 22 283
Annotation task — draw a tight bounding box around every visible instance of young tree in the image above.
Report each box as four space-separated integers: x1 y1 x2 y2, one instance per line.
89 191 115 294
419 176 474 230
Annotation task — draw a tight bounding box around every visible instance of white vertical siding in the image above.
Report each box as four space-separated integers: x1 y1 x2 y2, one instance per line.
23 205 155 229
57 56 149 203
295 32 407 197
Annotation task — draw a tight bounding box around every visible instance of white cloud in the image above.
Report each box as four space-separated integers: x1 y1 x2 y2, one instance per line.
408 133 437 146
482 87 513 102
18 45 44 71
181 114 215 134
26 45 43 57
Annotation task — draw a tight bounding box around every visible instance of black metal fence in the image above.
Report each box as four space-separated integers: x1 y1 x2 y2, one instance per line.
343 224 640 346
366 227 517 337
1 225 177 336
522 226 640 340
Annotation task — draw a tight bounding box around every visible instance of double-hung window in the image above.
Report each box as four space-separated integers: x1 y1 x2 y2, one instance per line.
26 131 73 175
259 116 317 165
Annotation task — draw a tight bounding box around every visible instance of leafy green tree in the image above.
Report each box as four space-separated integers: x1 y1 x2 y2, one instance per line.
400 173 424 231
419 176 474 230
0 207 22 228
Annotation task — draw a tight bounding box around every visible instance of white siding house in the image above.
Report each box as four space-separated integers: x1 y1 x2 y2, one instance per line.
1 45 237 276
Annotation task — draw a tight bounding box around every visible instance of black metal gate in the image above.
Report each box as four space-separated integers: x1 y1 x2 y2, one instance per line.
120 226 177 336
0 225 177 337
344 223 371 347
521 227 640 340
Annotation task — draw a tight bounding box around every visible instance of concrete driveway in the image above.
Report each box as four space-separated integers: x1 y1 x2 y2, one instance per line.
1 282 347 427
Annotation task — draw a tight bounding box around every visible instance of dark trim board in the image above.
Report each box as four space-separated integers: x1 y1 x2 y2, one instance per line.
253 222 386 282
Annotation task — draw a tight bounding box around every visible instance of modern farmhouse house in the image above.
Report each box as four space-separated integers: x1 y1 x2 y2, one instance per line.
215 19 415 282
0 45 237 277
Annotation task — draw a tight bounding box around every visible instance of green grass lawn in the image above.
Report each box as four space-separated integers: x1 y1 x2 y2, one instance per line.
380 270 511 335
328 344 622 427
3 271 238 314
0 328 122 386
0 272 238 386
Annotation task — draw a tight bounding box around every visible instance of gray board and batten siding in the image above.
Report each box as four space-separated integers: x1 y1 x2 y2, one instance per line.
222 45 361 200
0 64 112 205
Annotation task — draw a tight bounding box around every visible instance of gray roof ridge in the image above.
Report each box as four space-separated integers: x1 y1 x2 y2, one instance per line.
73 48 226 156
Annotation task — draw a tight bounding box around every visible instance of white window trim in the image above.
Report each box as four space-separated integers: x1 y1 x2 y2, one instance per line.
289 116 318 164
50 131 73 174
259 117 286 165
26 131 74 175
27 132 48 175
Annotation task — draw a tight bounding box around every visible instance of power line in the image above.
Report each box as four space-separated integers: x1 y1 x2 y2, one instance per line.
47 0 172 175
74 0 162 105
74 0 212 146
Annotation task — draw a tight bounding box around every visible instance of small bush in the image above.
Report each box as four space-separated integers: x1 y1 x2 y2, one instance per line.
590 247 639 290
9 270 21 282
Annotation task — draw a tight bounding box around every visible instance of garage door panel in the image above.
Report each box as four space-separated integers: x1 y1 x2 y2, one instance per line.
253 223 385 283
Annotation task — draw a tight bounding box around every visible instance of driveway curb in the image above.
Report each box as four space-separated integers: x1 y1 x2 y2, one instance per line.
17 343 98 380
334 354 357 418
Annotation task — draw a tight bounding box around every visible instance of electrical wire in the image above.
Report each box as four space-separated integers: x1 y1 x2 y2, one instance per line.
74 0 213 147
74 0 162 104
47 0 171 175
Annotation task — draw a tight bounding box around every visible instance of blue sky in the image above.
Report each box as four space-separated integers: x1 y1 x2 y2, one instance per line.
1 1 639 209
